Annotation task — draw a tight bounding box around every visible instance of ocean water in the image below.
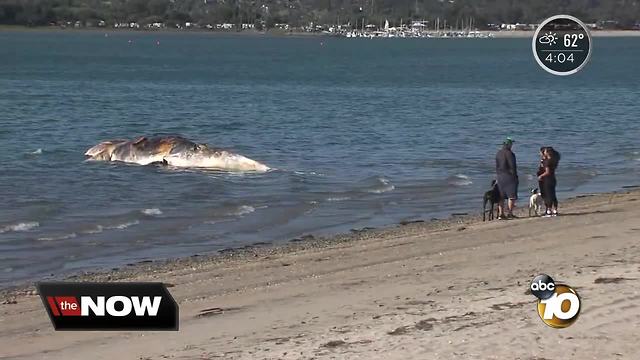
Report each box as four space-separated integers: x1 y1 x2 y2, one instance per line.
1 31 639 287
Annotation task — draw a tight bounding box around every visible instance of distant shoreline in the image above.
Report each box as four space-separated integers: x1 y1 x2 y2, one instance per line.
3 25 640 38
489 29 640 38
0 25 316 37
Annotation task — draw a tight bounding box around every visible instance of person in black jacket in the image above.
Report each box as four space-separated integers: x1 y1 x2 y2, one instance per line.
537 147 548 199
495 137 518 220
538 147 560 216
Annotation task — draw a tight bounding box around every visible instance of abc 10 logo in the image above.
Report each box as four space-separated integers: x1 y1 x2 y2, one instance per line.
530 274 581 328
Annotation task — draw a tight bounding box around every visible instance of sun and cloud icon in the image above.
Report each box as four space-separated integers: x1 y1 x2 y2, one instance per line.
538 32 558 46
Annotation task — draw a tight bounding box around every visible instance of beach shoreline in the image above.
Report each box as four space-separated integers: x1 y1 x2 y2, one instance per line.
0 185 634 295
0 187 640 359
3 185 639 295
2 186 640 358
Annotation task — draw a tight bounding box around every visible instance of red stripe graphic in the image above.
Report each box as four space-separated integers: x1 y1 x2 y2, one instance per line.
55 297 81 316
47 296 61 316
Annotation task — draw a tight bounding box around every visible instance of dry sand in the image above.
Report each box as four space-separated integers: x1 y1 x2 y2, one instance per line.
2 189 640 359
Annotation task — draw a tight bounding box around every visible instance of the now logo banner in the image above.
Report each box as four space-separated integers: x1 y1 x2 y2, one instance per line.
37 282 179 330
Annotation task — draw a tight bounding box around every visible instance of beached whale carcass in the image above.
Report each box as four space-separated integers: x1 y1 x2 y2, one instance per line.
85 136 270 172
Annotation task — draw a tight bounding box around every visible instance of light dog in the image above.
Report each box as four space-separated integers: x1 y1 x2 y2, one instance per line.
529 188 544 217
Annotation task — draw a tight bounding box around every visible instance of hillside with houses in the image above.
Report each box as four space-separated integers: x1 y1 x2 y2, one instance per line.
1 0 638 32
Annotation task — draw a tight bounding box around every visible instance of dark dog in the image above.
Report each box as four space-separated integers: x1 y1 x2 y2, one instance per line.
483 180 501 221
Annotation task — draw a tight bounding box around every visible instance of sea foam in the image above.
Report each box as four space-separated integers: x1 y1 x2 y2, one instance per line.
0 222 39 233
449 174 473 186
141 208 163 216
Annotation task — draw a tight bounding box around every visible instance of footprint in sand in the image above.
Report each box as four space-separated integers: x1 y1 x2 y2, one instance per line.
594 277 635 284
490 301 529 311
387 325 411 336
414 319 434 331
195 306 242 318
321 339 372 348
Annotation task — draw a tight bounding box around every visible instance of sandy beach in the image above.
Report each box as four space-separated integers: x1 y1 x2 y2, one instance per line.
2 188 640 359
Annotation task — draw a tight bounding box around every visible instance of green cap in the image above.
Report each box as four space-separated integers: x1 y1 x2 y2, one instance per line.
504 137 515 145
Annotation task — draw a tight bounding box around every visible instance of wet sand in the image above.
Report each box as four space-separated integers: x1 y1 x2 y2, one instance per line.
2 189 640 359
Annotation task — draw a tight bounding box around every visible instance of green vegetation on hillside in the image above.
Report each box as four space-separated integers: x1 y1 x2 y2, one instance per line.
0 0 638 29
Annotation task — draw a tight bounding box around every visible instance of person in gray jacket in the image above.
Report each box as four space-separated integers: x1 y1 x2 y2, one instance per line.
495 137 518 220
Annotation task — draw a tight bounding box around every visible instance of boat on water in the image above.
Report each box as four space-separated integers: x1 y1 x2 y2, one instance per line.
333 17 493 39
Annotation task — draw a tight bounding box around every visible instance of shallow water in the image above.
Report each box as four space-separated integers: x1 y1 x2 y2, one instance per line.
1 31 639 286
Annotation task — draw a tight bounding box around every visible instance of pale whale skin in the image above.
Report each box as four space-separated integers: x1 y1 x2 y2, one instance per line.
85 136 270 172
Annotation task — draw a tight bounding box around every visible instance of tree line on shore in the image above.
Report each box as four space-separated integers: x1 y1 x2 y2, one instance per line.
1 0 638 30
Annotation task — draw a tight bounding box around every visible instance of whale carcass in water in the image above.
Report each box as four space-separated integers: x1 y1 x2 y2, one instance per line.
85 136 270 172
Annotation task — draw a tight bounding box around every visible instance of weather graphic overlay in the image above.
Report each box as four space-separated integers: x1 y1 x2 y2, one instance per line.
532 15 592 76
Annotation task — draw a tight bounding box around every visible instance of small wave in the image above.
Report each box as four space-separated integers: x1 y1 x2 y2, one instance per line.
30 148 43 155
204 218 235 225
84 220 140 234
0 222 39 233
110 220 140 230
84 225 104 234
367 177 395 194
228 205 255 216
448 174 473 186
293 171 325 176
38 233 77 241
577 169 598 177
326 196 351 202
368 186 395 194
141 208 163 216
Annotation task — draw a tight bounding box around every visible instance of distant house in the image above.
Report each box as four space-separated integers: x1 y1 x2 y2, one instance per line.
501 23 532 30
515 23 534 30
597 20 619 29
411 21 429 29
115 22 139 29
145 22 164 29
216 23 234 30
